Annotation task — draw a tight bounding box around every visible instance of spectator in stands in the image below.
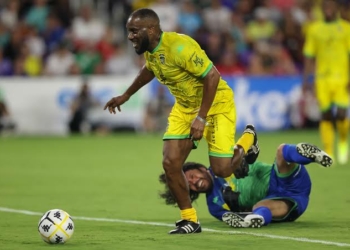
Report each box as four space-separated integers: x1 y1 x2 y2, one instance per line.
71 5 106 48
0 0 326 80
104 43 138 75
51 0 73 28
20 43 42 76
216 51 245 75
0 21 10 48
246 7 277 44
280 11 304 70
25 0 49 32
25 26 45 58
0 0 20 30
44 41 78 76
0 48 12 76
42 13 66 53
260 0 283 24
202 0 231 32
95 26 118 62
229 12 248 57
177 0 202 36
12 56 26 76
3 28 23 61
269 30 299 75
74 42 102 75
204 32 224 65
234 0 256 23
149 0 179 32
248 41 276 76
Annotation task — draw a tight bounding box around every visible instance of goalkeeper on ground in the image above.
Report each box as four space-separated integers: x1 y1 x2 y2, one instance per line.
159 125 333 228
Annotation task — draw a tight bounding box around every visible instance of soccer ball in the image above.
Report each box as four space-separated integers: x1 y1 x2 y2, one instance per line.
38 209 74 244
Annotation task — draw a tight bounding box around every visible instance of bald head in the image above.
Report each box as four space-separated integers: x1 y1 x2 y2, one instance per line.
126 8 162 55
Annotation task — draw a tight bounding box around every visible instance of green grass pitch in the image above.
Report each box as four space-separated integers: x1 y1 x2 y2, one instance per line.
0 130 349 250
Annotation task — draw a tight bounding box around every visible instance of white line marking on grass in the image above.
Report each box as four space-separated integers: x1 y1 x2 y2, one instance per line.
1 207 349 248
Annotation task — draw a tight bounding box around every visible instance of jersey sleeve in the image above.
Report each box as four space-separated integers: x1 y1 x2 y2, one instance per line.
174 43 213 78
206 196 231 221
303 25 316 58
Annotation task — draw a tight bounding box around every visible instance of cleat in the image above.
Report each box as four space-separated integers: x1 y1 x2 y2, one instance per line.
168 220 201 234
244 214 264 228
244 124 260 164
223 212 264 228
296 143 333 167
222 212 249 228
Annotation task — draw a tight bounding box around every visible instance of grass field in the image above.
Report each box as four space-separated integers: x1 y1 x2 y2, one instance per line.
0 130 349 250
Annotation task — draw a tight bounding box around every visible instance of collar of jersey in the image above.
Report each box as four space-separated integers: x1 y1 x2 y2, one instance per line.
150 32 164 54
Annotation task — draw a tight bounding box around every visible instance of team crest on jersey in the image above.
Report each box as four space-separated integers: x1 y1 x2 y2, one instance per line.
159 54 165 64
193 55 204 67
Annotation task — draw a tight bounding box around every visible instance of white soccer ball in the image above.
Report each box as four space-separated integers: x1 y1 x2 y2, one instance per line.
38 208 74 244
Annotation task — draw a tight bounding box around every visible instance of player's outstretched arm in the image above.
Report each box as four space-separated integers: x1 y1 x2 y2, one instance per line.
104 65 155 114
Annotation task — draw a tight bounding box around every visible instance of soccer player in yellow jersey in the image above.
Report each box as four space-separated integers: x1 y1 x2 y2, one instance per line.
303 0 350 164
104 8 255 234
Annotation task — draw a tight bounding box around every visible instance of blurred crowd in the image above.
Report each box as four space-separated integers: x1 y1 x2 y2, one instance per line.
1 0 350 77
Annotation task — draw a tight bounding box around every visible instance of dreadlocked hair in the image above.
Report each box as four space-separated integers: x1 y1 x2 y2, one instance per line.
158 162 205 206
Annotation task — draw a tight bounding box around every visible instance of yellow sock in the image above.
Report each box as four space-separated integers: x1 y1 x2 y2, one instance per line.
336 119 349 143
180 208 198 223
236 132 254 153
320 120 335 156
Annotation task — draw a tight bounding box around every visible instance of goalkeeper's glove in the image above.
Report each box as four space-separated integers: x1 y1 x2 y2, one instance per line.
233 157 249 179
222 185 240 212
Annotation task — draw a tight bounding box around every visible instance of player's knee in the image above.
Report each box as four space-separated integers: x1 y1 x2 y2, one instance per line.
276 144 285 159
162 156 180 174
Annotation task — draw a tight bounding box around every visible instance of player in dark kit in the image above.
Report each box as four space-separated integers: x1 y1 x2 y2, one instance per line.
159 127 333 228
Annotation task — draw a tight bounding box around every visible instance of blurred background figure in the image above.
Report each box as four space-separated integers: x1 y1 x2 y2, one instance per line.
143 84 173 133
68 78 101 134
149 0 179 32
303 0 350 164
177 0 202 36
44 41 78 75
0 87 16 135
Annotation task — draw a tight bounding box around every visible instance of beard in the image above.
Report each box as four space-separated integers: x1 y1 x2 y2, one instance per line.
135 37 150 55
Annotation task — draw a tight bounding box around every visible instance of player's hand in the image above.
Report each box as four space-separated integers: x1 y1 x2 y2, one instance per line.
103 94 130 114
190 116 206 141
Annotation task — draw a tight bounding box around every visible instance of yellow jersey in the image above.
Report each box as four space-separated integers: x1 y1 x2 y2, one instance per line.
144 32 234 114
303 19 350 83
